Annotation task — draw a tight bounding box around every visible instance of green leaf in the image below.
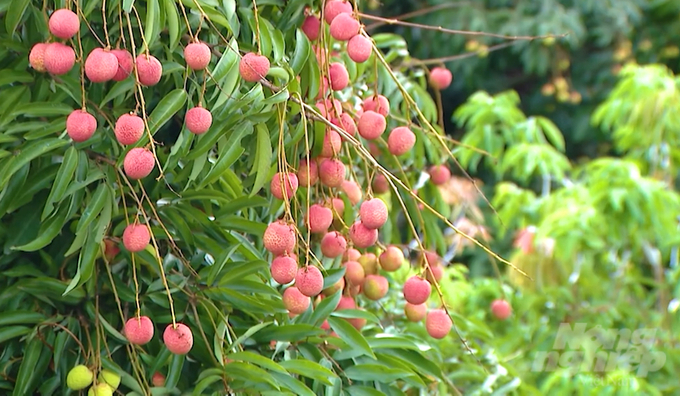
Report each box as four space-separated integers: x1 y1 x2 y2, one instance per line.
345 385 387 396
163 0 181 49
75 183 109 235
12 200 70 251
309 290 341 326
344 364 415 383
279 359 337 386
5 0 30 35
10 102 73 118
123 0 135 13
12 336 42 396
0 311 45 326
250 123 272 196
229 321 273 351
63 230 100 295
227 351 288 374
0 326 32 344
144 0 160 48
290 29 311 75
0 138 69 191
147 89 187 135
0 70 34 87
42 145 78 220
256 324 324 342
327 317 375 359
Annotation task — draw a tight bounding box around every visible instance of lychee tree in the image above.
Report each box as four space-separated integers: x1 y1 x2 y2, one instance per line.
0 1 540 395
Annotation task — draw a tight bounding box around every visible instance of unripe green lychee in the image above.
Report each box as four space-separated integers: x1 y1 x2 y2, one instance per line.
88 383 113 396
362 274 388 300
322 277 345 296
379 245 403 272
358 253 378 275
404 303 427 322
67 365 94 390
98 369 121 390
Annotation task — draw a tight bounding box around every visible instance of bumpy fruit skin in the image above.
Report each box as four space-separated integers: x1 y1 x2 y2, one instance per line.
362 95 390 116
329 63 349 90
343 260 365 285
184 42 211 70
321 231 347 258
316 98 342 119
43 42 76 75
332 113 357 138
66 109 97 142
123 148 155 179
111 49 133 81
404 303 427 322
372 174 389 194
114 113 144 145
359 198 388 229
403 276 431 305
426 309 452 339
85 48 118 82
349 221 379 248
66 365 94 390
185 106 213 134
301 15 321 40
358 253 379 275
270 172 299 200
307 204 333 233
379 245 404 272
124 316 155 345
318 158 346 187
151 372 165 387
336 295 356 311
29 43 48 72
49 9 79 39
263 221 296 255
297 158 318 187
135 54 163 86
122 224 150 252
429 164 451 185
363 274 388 300
324 0 353 24
329 197 345 218
340 180 362 205
88 383 113 396
348 35 372 63
98 370 121 390
239 52 270 82
283 286 310 314
429 67 453 90
163 323 193 354
329 11 359 41
295 265 324 297
321 129 342 157
357 111 386 140
387 126 416 156
490 299 512 320
343 248 361 262
271 255 297 284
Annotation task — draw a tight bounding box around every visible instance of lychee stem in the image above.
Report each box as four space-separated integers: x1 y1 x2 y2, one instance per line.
101 0 110 48
251 0 262 54
177 0 195 40
73 1 87 111
74 0 106 47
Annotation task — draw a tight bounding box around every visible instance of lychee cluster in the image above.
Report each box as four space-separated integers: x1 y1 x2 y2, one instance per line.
122 315 193 355
66 365 122 396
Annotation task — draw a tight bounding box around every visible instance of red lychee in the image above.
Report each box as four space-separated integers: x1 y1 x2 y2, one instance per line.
387 126 416 156
295 266 324 297
263 221 296 255
363 274 388 300
124 316 154 345
332 113 357 138
271 255 297 284
329 197 345 218
318 158 346 187
343 260 365 286
343 248 361 262
49 9 79 39
425 263 444 284
239 52 270 82
429 67 453 90
114 113 144 145
29 43 48 72
336 295 356 310
329 12 359 41
422 250 441 267
357 111 386 140
103 239 120 262
379 245 403 272
349 221 379 248
151 372 165 387
429 165 451 185
348 315 366 331
340 180 362 205
297 158 318 187
324 0 352 24
270 172 299 200
490 299 512 320
163 323 193 354
66 109 97 142
359 198 388 229
135 54 162 86
43 42 76 75
426 309 452 339
320 231 347 258
329 62 349 90
404 303 427 322
317 98 343 119
85 48 118 82
321 129 342 157
123 148 155 179
403 276 431 305
348 35 372 63
320 320 331 331
362 95 390 116
372 174 389 194
301 15 321 41
184 42 211 70
283 286 310 314
122 223 150 252
185 106 212 135
111 49 133 81
307 204 333 233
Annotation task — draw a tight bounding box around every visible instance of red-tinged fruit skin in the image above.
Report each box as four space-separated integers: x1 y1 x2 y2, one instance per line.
263 221 296 255
379 245 404 272
114 113 144 145
320 320 331 331
324 0 353 24
329 12 360 41
122 224 150 252
349 221 379 248
388 126 416 156
124 316 154 345
295 265 324 297
429 67 453 90
359 198 388 229
343 260 365 286
405 303 427 322
283 286 310 314
343 247 361 262
29 43 48 72
163 323 193 354
372 174 389 194
49 9 79 39
136 54 163 86
348 316 366 330
301 15 321 40
111 49 133 81
426 309 452 339
321 129 342 157
43 42 76 75
348 35 372 63
358 253 379 275
270 172 299 200
341 180 362 205
336 295 356 310
357 111 386 140
123 148 155 179
320 231 347 258
307 204 333 233
151 372 165 387
329 197 345 218
429 165 451 185
270 255 297 284
491 299 512 320
425 263 444 284
332 113 357 139
362 95 390 116
318 158 346 187
403 276 432 305
297 158 319 187
66 109 97 142
184 42 211 70
239 52 270 82
185 106 213 134
363 274 388 300
85 48 118 82
103 239 120 262
329 62 349 90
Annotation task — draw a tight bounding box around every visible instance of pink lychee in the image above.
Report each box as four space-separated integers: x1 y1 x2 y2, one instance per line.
163 323 193 354
297 158 319 187
49 9 79 39
348 221 379 248
372 174 389 194
357 111 386 140
263 221 296 255
324 0 353 24
301 15 321 41
329 12 360 41
114 113 144 145
295 266 324 297
320 231 347 258
426 309 452 339
362 95 390 116
318 158 346 187
403 276 431 305
343 248 361 262
329 63 349 90
184 42 211 70
123 147 155 179
112 49 133 81
379 245 403 272
66 109 97 142
283 286 310 314
29 43 48 72
270 172 299 200
307 204 333 233
340 180 362 205
425 263 444 284
152 372 165 387
332 113 357 138
85 48 118 82
43 42 76 75
271 255 297 284
359 198 388 229
343 260 365 286
429 67 453 90
239 52 270 82
348 35 372 63
185 106 212 134
363 274 388 300
321 129 342 157
336 295 356 310
124 316 154 345
429 165 451 185
404 303 427 322
490 299 512 320
136 54 163 86
387 126 416 156
122 224 151 252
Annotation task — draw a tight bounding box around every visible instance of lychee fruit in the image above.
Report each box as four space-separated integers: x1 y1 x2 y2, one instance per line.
332 113 357 138
329 197 345 218
271 255 297 284
163 323 193 354
122 224 150 252
324 0 353 24
295 266 324 297
359 198 388 229
372 174 389 194
185 106 212 134
429 165 451 185
98 369 121 390
283 286 310 314
66 109 97 142
379 245 403 272
490 299 512 320
297 158 318 187
88 382 113 396
301 15 321 41
387 126 416 156
321 129 342 157
135 54 163 86
85 48 118 82
320 320 331 331
66 365 93 390
362 95 390 116
123 147 155 179
358 253 379 275
322 277 345 296
263 221 296 255
343 260 365 286
343 248 361 262
404 303 427 322
425 263 444 284
270 172 299 200
306 204 333 233
43 42 76 75
49 9 79 39
349 221 379 248
403 276 431 305
348 316 366 331
426 309 452 339
114 113 144 145
341 180 362 205
318 158 346 187
349 284 361 297
348 35 372 63
363 274 388 300
357 111 386 140
422 250 441 267
103 239 120 262
429 67 453 90
111 49 133 81
329 12 359 41
29 43 48 72
329 62 349 90
123 316 154 345
336 295 356 310
151 372 165 387
239 52 270 82
320 231 347 258
184 42 211 70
